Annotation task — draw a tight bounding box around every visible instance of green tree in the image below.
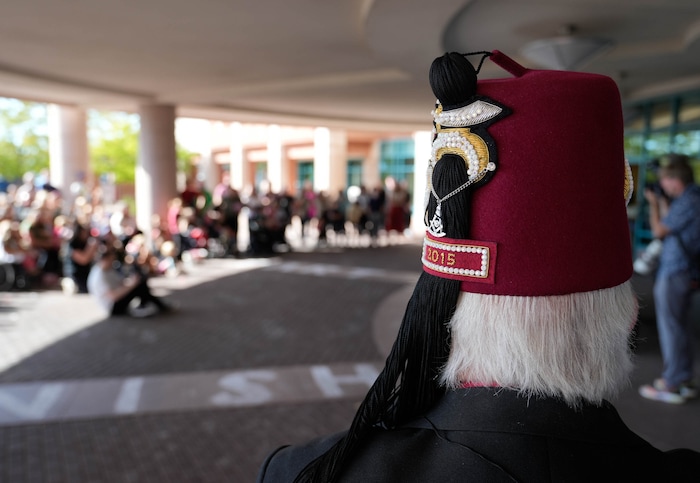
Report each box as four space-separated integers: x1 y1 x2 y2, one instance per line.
1 101 195 187
89 110 196 184
177 144 195 177
0 98 49 182
89 110 139 184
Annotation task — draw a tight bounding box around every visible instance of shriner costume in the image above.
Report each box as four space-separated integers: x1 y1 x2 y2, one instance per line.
258 388 698 482
257 51 700 482
422 51 633 297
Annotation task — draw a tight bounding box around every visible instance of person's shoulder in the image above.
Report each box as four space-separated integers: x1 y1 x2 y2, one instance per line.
684 184 700 200
257 431 345 483
663 447 700 466
644 447 700 482
683 185 700 213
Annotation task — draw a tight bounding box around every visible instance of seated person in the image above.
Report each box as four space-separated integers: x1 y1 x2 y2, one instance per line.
87 245 172 318
27 206 62 284
0 219 37 289
63 222 98 294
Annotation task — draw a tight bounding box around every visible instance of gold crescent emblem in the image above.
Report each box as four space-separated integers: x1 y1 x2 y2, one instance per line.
624 159 634 206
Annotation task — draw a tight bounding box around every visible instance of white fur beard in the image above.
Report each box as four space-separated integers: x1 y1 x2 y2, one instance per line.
440 281 638 407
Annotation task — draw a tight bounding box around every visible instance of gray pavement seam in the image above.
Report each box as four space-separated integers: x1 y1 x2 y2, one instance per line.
0 254 419 427
0 362 384 427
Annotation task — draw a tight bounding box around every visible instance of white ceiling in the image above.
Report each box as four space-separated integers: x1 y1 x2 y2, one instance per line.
1 0 699 131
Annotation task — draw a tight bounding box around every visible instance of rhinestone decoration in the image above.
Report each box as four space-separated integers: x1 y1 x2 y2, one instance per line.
428 202 446 237
422 237 490 279
432 100 503 128
425 126 495 238
431 130 482 179
424 99 504 238
424 164 492 238
624 158 634 206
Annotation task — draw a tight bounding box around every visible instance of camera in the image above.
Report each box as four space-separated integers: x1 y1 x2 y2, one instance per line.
633 239 663 275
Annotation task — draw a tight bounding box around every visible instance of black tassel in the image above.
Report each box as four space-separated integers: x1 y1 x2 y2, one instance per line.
293 54 477 483
429 52 478 110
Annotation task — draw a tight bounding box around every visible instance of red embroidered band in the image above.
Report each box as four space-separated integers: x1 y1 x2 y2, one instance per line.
421 232 497 284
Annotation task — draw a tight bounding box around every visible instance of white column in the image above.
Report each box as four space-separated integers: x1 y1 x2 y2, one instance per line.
412 130 431 233
314 127 330 193
136 104 178 234
47 104 89 208
362 139 381 190
328 129 347 196
314 127 347 195
199 121 221 193
279 148 290 194
229 122 247 191
266 124 283 193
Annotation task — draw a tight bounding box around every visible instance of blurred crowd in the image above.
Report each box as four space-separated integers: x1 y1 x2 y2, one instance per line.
0 171 412 293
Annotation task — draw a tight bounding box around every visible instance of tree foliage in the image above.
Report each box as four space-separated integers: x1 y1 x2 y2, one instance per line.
0 99 49 183
89 110 140 184
0 100 198 187
89 110 196 184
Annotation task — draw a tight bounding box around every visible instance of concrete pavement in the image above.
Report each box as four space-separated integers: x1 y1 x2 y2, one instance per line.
0 238 698 482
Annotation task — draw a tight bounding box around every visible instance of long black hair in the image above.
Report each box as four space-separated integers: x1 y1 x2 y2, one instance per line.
293 52 481 483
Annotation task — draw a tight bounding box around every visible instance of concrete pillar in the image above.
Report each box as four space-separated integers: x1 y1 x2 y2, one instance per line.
266 124 284 193
279 149 290 193
411 130 431 233
314 127 347 196
136 104 178 233
313 127 330 194
47 104 89 208
328 129 348 197
199 121 222 193
229 122 248 191
362 139 382 190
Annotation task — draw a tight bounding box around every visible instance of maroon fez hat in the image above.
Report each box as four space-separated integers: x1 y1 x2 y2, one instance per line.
422 51 634 296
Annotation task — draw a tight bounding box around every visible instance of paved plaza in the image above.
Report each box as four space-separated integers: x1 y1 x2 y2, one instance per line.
0 238 698 482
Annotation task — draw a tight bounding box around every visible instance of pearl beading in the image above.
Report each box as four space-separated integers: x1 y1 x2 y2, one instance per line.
422 236 490 278
425 128 495 238
431 100 503 128
431 130 482 178
624 158 634 206
423 101 499 238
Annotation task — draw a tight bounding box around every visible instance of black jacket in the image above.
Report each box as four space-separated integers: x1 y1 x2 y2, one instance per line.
258 388 700 482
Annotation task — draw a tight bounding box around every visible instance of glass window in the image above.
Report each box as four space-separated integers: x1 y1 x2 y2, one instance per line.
643 133 672 158
380 138 415 183
624 134 645 159
380 139 415 206
297 161 313 192
623 105 646 131
674 131 700 156
679 95 700 124
650 100 673 130
346 159 362 188
254 162 268 188
623 91 700 254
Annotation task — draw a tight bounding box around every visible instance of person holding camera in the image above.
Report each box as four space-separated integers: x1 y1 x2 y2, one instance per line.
639 154 700 403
